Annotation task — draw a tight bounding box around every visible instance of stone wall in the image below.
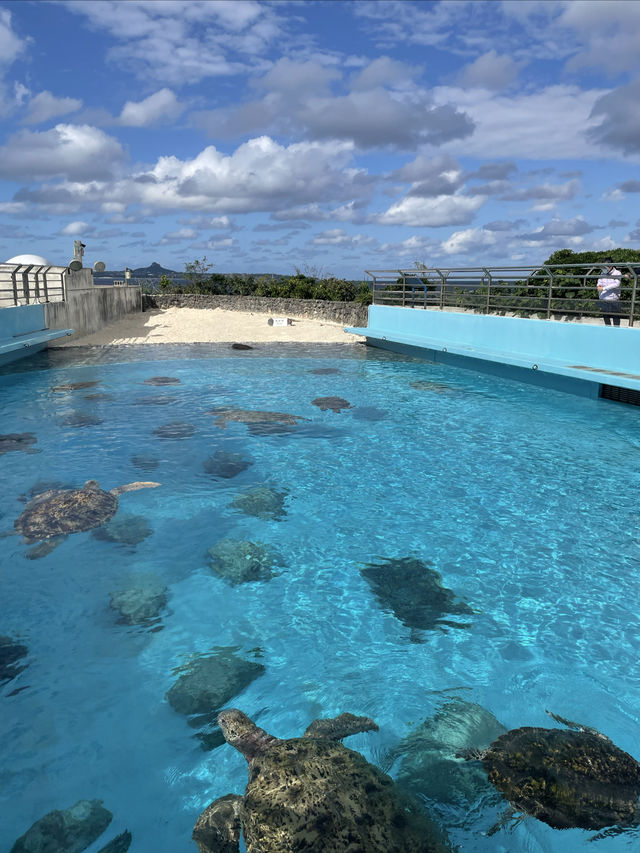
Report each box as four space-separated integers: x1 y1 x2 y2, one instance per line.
142 293 368 327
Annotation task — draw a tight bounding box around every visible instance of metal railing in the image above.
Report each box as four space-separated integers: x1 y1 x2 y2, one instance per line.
365 264 639 327
0 263 67 308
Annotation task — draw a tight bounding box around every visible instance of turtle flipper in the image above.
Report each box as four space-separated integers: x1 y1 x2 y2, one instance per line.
25 535 67 560
487 806 523 836
545 709 608 740
110 482 161 496
303 712 379 741
193 794 242 853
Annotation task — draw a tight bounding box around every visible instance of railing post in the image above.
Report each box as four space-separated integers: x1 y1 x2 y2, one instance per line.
483 268 492 313
401 271 406 306
546 267 553 319
11 267 18 306
629 270 637 328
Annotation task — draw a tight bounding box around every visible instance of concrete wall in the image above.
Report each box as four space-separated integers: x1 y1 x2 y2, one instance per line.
45 270 142 339
346 305 640 398
363 305 639 371
143 292 368 327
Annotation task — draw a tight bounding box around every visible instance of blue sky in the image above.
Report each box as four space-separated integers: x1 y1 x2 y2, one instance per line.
0 0 639 278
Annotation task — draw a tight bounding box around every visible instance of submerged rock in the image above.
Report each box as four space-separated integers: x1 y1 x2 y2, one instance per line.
207 538 282 585
203 450 253 479
308 367 341 375
0 635 28 685
93 514 153 546
311 396 352 412
10 799 113 853
360 556 475 638
231 484 288 520
152 421 196 439
109 574 168 627
0 433 38 455
144 376 181 385
166 648 265 717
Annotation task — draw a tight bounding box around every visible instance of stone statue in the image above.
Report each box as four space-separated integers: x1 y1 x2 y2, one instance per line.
73 240 86 260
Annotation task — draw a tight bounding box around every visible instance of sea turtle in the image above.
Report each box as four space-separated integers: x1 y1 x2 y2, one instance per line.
459 710 640 832
193 709 452 853
207 407 308 434
0 433 39 455
12 479 160 558
51 381 100 392
144 376 181 385
311 396 352 412
152 421 196 439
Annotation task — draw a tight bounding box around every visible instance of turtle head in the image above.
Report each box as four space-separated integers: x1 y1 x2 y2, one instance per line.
218 709 279 762
83 480 101 491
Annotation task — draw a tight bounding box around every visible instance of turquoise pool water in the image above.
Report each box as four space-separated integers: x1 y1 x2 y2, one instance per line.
1 343 639 853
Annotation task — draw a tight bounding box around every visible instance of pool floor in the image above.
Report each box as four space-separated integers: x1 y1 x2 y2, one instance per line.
1 343 639 852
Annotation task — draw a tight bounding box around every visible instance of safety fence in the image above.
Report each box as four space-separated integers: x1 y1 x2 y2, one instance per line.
0 263 67 308
365 264 639 327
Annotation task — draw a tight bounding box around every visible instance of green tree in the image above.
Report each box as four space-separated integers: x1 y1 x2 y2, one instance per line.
184 257 214 289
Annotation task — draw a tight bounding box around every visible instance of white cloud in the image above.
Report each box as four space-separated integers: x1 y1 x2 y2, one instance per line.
159 228 198 243
310 228 375 247
119 88 184 126
376 193 485 227
441 227 498 255
195 57 474 150
558 0 640 75
62 0 281 85
0 124 124 181
0 124 126 180
432 84 609 160
456 50 521 90
60 220 93 236
23 91 83 125
0 8 26 68
14 136 371 217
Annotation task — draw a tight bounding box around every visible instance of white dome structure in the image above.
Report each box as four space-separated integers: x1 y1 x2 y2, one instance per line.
6 253 51 265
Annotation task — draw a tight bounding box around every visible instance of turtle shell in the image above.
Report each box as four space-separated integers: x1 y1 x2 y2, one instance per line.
483 726 640 830
15 484 118 543
240 737 449 852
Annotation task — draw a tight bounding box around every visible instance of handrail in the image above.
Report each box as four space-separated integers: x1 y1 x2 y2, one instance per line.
365 264 639 327
0 263 67 308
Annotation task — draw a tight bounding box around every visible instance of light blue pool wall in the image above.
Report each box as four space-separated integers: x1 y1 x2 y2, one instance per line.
348 306 640 398
0 305 50 366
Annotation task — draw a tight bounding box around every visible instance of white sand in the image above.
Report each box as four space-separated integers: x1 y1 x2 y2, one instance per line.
55 306 364 346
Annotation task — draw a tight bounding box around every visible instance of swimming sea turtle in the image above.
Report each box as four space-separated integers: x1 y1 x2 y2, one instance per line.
311 396 352 412
12 479 160 557
459 711 640 832
207 407 308 434
193 709 452 853
0 433 39 455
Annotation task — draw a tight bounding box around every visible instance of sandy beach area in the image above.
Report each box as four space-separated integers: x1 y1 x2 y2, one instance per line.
55 306 365 346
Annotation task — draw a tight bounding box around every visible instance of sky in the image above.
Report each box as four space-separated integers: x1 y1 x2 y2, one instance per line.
0 0 639 279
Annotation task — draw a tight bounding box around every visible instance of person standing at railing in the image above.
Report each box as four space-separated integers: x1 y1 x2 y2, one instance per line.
597 259 622 326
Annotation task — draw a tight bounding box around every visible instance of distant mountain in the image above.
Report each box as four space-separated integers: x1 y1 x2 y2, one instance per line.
93 261 185 285
131 261 180 277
